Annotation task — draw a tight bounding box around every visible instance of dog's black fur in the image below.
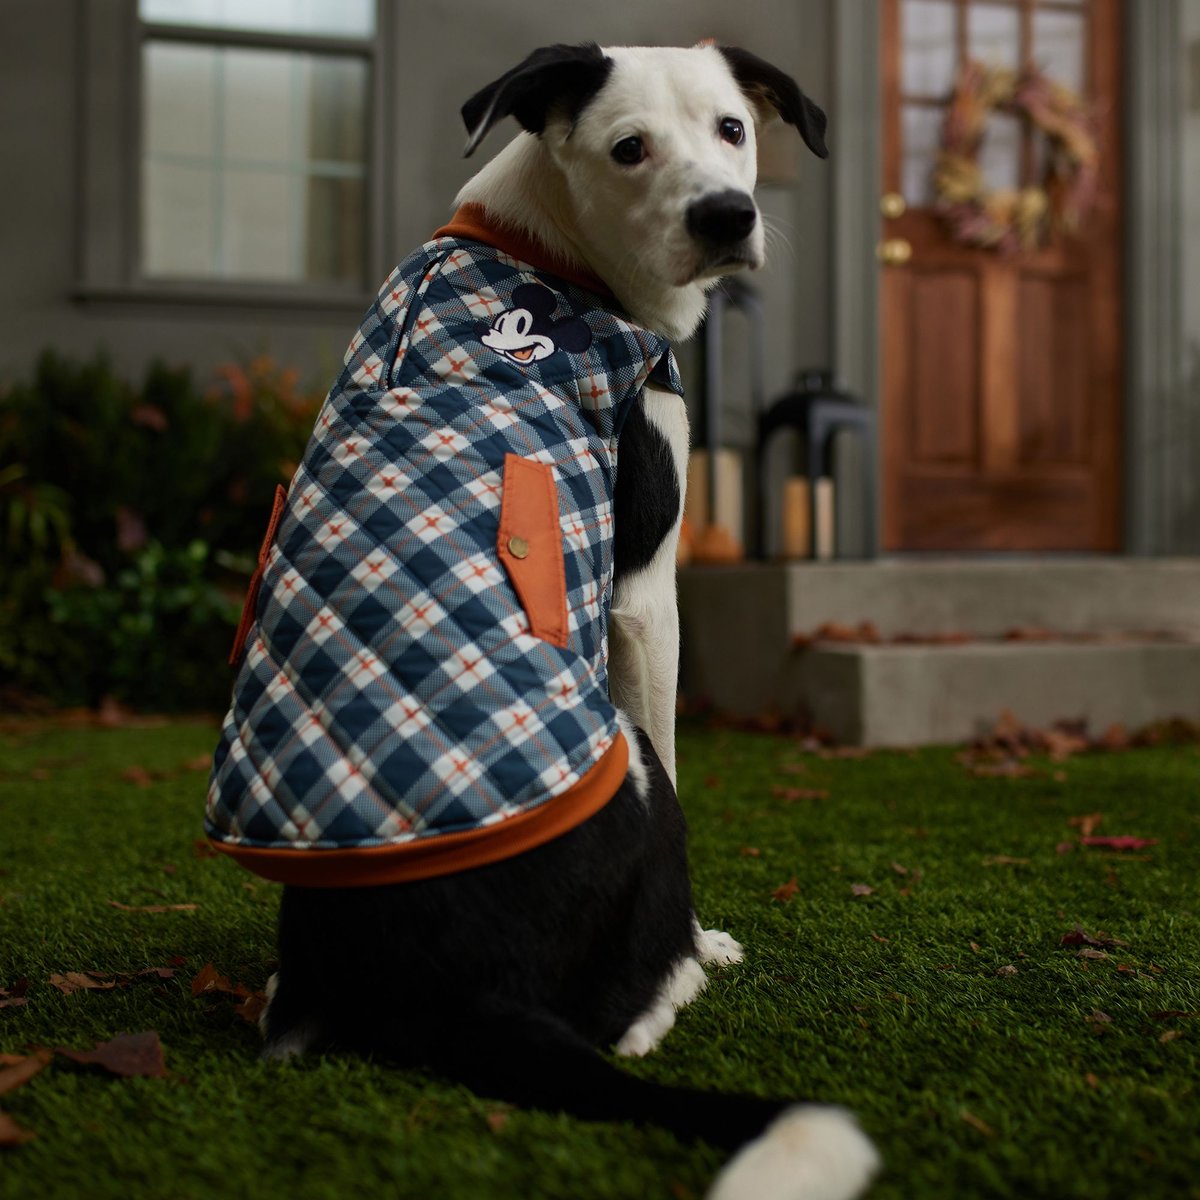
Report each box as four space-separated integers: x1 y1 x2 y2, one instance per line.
263 395 787 1147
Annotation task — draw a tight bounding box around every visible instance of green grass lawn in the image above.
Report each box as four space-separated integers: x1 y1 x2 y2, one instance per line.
1 717 1197 1200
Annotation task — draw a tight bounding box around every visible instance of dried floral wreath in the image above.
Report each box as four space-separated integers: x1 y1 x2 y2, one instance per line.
933 60 1099 254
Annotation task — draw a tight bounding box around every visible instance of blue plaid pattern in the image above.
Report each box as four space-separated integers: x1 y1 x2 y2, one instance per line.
206 235 681 861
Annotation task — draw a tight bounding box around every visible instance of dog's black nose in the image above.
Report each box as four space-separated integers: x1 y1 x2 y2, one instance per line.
686 190 758 244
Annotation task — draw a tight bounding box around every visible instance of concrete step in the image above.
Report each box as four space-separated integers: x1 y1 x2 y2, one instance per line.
677 560 1200 746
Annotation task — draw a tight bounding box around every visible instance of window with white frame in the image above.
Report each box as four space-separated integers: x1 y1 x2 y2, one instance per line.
137 0 376 289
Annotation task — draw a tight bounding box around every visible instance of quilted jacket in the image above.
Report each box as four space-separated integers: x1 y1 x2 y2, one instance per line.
204 206 682 886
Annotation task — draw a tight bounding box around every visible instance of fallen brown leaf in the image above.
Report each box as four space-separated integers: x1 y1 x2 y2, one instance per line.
233 993 267 1026
960 1109 995 1137
181 755 212 772
0 1111 36 1145
119 765 155 787
1069 813 1104 838
850 883 875 897
982 855 1029 867
869 933 890 943
770 785 830 802
771 878 800 904
969 942 982 953
1159 1030 1182 1044
0 1051 50 1096
1076 947 1109 960
56 1031 166 1078
1055 841 1075 855
739 846 761 858
1081 836 1158 852
49 972 116 995
996 965 1018 977
108 901 198 914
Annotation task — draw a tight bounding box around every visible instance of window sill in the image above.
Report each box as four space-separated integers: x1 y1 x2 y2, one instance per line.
73 281 376 316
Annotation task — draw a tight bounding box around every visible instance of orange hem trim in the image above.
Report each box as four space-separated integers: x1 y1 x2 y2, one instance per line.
432 204 614 301
208 732 629 887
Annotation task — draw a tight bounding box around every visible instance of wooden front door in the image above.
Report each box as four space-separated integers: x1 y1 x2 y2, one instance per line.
881 0 1122 551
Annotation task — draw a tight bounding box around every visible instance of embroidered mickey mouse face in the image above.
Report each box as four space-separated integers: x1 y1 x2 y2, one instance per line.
480 283 592 365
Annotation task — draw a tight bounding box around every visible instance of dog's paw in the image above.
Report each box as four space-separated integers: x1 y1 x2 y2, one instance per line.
615 1020 661 1058
258 971 279 1036
696 927 745 966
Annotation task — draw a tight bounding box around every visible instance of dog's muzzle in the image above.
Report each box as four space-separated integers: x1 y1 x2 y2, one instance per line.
684 190 758 280
686 190 757 248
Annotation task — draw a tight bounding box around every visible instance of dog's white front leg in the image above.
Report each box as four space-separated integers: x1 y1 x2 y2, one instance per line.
609 383 689 786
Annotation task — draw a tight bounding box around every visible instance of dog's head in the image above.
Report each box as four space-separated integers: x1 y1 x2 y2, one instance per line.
459 43 827 339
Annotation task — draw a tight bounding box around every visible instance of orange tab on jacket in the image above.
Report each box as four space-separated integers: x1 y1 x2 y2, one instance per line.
497 454 568 648
228 484 288 668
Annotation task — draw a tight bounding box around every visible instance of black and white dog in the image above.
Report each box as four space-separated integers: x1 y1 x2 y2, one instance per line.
258 43 879 1200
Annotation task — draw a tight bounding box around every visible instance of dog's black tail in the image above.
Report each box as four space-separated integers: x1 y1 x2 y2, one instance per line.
365 1006 880 1200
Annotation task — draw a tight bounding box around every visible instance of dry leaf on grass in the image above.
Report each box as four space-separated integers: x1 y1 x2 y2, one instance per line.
996 964 1018 977
0 1111 36 1145
0 979 29 1009
119 765 156 787
49 972 116 994
0 1051 50 1096
850 883 875 897
1081 836 1158 852
739 846 761 858
771 878 800 904
770 785 830 802
1069 813 1104 837
982 855 1029 867
108 901 198 914
56 1031 167 1078
190 963 268 1025
959 1109 995 1137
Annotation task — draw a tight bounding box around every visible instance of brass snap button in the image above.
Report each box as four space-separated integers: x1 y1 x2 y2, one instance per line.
507 535 530 559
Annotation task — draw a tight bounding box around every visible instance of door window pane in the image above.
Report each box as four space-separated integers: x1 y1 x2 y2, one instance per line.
140 40 368 285
139 0 374 39
1033 9 1087 93
902 0 958 97
978 111 1022 192
967 3 1021 71
902 103 945 205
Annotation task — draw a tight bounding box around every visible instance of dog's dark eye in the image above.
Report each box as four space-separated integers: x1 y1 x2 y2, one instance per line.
611 136 646 166
719 117 745 146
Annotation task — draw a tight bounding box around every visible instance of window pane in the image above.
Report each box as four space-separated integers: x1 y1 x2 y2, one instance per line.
902 104 944 206
141 39 368 285
222 169 296 279
967 3 1021 71
144 43 217 156
139 0 374 39
306 176 365 283
902 0 958 97
978 111 1022 192
222 48 296 164
143 161 217 276
1033 9 1087 93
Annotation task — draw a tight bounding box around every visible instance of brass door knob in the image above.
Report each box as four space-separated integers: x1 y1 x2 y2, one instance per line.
881 192 907 219
877 237 913 266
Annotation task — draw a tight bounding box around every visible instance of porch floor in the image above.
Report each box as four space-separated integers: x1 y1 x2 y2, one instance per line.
678 559 1200 746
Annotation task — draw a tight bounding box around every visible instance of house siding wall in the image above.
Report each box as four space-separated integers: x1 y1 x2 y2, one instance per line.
0 0 835 467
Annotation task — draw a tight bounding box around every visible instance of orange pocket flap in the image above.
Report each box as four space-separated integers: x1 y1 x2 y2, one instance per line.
497 455 568 649
229 485 288 668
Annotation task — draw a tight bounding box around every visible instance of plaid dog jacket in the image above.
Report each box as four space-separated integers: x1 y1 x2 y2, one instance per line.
205 206 682 886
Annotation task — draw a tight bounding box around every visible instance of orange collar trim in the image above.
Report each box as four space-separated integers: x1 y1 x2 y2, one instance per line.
433 204 614 301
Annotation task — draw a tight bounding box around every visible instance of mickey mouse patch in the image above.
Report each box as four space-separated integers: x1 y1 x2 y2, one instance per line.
480 284 592 365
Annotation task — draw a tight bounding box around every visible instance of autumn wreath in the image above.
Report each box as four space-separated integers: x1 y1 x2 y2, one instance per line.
933 60 1099 254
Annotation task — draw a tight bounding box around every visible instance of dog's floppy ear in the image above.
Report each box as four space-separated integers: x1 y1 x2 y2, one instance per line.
717 46 828 159
461 43 613 158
